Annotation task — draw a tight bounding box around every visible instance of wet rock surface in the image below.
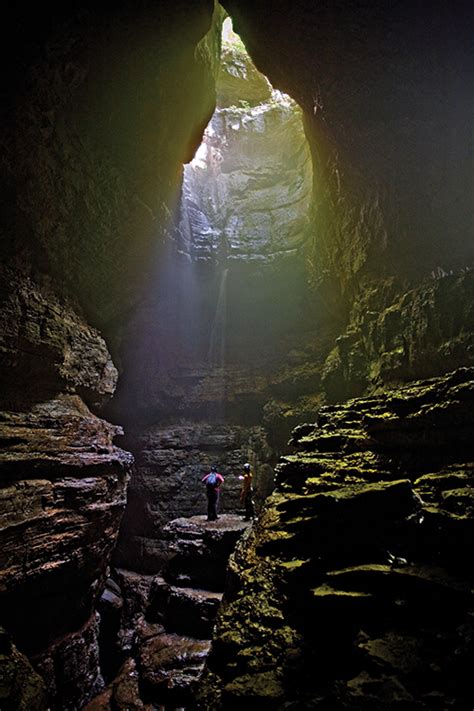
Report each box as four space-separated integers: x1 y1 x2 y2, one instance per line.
33 613 104 711
198 368 474 709
88 514 249 709
159 515 250 593
0 268 118 411
0 394 133 707
0 628 47 711
322 271 474 401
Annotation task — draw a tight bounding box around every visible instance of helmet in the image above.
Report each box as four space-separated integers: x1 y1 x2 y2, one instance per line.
211 465 217 472
243 463 251 470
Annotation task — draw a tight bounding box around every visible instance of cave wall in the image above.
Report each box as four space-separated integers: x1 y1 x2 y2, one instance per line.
199 368 474 708
1 1 221 331
0 2 224 708
221 0 474 392
222 0 474 286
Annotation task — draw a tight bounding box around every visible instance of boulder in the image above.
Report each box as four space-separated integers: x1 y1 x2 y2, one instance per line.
0 629 47 711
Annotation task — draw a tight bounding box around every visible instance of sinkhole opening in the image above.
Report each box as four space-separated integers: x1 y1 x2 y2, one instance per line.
114 13 320 429
179 16 313 267
158 14 317 378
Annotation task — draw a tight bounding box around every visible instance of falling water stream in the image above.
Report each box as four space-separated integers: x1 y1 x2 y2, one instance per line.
206 267 229 422
208 267 228 367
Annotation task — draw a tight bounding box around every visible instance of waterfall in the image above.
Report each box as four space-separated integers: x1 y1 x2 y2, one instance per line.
208 268 228 368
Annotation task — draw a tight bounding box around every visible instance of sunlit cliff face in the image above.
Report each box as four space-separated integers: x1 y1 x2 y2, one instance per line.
178 17 313 266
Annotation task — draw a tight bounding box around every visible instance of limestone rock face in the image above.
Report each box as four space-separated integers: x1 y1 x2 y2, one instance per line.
177 13 312 265
198 368 474 708
1 2 223 329
87 514 249 709
0 394 133 706
217 30 272 108
0 269 117 410
33 613 104 711
222 0 474 292
321 270 474 401
157 515 250 593
180 83 312 264
83 657 147 711
0 629 47 711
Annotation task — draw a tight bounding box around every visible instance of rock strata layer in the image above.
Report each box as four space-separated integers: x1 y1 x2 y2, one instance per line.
87 515 249 709
0 394 133 708
114 423 272 572
0 269 117 410
198 368 474 709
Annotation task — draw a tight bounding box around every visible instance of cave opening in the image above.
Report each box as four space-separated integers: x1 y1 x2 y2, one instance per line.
111 10 322 575
178 16 314 370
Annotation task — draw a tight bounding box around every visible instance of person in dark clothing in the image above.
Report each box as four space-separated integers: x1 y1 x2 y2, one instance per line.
202 465 224 521
240 462 255 521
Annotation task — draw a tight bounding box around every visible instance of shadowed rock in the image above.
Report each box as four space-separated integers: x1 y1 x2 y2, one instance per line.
198 368 474 709
0 395 133 707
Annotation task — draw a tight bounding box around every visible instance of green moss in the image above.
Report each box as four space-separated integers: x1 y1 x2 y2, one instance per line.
0 638 47 711
223 670 284 701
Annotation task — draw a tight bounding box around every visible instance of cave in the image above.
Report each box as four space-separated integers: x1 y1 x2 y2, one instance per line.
0 2 473 710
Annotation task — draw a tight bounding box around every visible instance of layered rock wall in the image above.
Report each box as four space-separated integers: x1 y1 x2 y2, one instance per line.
1 4 225 707
114 423 273 572
323 270 474 401
0 268 117 411
1 2 473 707
1 1 223 330
0 395 133 707
199 368 474 708
221 0 474 399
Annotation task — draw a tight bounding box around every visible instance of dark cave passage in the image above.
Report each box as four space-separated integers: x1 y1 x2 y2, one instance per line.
0 1 473 710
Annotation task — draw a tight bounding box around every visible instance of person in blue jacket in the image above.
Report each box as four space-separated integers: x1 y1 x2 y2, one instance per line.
202 465 224 521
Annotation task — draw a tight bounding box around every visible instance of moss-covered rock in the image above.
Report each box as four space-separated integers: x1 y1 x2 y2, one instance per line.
197 368 474 708
322 271 474 400
0 631 47 711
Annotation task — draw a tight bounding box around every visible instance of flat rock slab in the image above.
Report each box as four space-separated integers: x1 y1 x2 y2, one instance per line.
148 576 223 638
166 514 250 534
162 515 251 591
140 632 211 706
